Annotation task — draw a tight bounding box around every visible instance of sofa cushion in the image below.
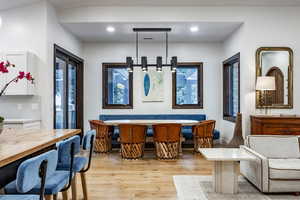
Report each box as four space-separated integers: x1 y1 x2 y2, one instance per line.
269 159 300 179
248 136 300 158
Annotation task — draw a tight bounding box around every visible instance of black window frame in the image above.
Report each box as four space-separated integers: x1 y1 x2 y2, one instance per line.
172 62 203 109
102 63 133 109
223 53 240 122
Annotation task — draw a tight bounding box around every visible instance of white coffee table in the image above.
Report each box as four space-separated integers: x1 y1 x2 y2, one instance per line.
199 148 256 194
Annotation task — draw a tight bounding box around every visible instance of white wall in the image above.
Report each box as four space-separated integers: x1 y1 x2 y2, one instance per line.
221 8 300 142
0 1 47 120
44 1 82 128
0 1 82 129
83 42 222 130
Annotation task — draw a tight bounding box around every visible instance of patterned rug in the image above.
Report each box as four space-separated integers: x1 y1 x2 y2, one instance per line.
173 175 299 200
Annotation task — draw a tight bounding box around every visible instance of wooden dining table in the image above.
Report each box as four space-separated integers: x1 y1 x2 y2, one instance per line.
104 119 200 154
0 128 81 188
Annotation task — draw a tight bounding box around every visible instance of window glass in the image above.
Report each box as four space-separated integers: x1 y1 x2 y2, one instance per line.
107 68 130 105
173 63 203 109
176 67 198 105
223 53 240 122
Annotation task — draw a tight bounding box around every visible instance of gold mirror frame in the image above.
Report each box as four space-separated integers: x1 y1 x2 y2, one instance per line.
256 47 293 109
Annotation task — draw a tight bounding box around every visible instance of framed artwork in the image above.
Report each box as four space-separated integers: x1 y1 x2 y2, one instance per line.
141 69 164 102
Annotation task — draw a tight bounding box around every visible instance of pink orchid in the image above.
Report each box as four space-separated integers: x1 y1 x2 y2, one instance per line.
18 71 25 79
0 61 34 96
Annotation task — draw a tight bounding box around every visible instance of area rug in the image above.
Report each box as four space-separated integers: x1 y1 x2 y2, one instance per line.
173 175 299 200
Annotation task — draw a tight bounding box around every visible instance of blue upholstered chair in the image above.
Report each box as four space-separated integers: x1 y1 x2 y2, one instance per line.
5 137 77 200
0 151 49 200
57 131 96 200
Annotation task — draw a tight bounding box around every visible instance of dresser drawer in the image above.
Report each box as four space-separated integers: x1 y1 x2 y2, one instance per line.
251 115 300 135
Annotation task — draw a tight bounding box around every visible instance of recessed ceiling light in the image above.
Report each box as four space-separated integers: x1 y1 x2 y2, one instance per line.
106 26 115 33
190 26 199 32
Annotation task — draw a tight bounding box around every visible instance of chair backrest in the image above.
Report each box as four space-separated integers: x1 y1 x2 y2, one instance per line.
119 124 147 143
246 135 300 158
16 150 56 193
57 136 80 166
83 130 96 150
153 124 181 143
193 120 216 138
89 120 112 138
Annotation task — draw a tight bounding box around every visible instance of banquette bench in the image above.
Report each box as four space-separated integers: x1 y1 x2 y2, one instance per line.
99 114 220 143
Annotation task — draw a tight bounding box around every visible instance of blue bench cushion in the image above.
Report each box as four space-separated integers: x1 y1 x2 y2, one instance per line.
112 127 220 140
99 114 220 140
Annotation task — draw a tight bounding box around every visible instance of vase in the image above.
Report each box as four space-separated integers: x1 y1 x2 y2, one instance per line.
0 122 3 135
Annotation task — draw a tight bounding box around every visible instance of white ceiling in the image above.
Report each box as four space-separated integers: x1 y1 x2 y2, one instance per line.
1 0 300 11
0 0 40 11
49 0 300 8
62 22 242 42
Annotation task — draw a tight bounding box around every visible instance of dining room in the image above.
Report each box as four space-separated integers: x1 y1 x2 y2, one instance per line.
1 0 300 200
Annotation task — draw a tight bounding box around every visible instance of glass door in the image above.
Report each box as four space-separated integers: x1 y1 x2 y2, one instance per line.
68 61 77 129
55 57 67 128
54 45 83 130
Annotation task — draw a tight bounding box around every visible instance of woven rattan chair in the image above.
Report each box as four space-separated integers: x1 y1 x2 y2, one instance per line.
192 120 216 151
153 124 181 159
89 120 114 153
119 124 147 159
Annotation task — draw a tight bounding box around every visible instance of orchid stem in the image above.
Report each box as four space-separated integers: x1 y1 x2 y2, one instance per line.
0 76 18 96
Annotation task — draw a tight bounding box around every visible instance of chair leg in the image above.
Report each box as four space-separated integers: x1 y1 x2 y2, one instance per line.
81 172 88 200
45 195 52 200
62 191 68 200
71 174 77 200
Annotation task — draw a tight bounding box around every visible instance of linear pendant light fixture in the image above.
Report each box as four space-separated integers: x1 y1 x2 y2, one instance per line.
126 28 178 73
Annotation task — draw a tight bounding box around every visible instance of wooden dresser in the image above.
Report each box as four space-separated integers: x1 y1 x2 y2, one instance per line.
251 115 300 135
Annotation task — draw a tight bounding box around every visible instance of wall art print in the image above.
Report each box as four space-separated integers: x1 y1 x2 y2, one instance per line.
141 69 164 102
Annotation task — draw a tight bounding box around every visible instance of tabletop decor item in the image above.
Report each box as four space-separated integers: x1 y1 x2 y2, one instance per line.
0 116 4 135
0 60 34 96
0 60 35 134
256 76 275 114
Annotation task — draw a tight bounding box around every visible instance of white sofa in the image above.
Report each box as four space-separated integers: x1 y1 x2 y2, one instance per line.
240 135 300 193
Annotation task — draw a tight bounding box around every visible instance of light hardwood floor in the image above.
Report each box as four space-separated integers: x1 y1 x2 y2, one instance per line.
65 149 213 200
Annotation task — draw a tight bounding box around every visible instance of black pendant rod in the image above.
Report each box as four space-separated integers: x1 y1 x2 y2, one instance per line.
166 32 168 65
136 32 139 64
132 64 172 67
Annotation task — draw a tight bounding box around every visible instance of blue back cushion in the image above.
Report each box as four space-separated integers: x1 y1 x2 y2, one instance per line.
82 130 96 150
57 136 80 166
16 150 58 193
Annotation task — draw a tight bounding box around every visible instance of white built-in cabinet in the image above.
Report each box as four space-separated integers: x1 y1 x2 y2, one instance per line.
0 51 36 96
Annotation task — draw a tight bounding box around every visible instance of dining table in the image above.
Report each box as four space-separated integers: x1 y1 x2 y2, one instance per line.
103 119 200 153
0 128 81 188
